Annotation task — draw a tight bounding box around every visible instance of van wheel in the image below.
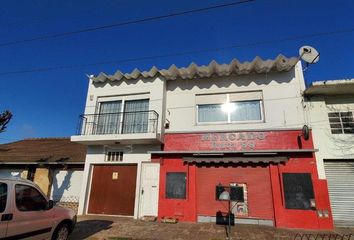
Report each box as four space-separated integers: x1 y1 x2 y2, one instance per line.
52 223 69 240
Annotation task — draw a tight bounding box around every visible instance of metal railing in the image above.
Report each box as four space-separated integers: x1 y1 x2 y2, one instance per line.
294 233 354 240
76 110 159 136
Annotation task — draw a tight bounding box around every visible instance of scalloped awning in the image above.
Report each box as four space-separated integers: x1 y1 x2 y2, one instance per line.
183 156 288 164
91 54 298 83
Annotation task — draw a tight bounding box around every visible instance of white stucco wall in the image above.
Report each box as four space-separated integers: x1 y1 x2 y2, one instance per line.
77 144 160 218
306 95 354 179
51 169 83 202
165 62 306 132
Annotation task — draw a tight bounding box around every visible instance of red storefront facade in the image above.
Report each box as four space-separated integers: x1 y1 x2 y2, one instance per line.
153 130 334 230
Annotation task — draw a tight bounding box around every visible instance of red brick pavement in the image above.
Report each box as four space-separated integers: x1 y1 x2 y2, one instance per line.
69 215 354 240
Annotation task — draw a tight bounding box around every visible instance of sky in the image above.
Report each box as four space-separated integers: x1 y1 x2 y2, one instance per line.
1 0 354 143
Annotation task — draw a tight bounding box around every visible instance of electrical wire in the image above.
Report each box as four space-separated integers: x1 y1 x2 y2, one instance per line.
0 0 254 48
1 27 354 77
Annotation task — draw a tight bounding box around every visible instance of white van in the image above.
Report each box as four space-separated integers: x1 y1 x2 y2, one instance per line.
0 178 76 240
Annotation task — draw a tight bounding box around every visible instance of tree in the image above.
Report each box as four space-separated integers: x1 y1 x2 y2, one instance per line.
0 110 12 133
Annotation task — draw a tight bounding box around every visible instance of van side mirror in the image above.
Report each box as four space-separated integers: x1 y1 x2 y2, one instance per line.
46 200 54 210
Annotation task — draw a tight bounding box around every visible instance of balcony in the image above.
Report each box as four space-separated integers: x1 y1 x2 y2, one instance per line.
71 110 161 145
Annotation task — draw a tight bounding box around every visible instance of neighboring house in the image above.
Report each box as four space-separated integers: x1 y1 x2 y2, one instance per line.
305 79 354 227
0 138 86 211
72 55 333 230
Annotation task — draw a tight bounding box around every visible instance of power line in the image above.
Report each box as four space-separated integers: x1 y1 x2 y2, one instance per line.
0 0 254 48
0 27 354 76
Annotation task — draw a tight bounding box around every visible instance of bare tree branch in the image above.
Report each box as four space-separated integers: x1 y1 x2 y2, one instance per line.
0 110 13 133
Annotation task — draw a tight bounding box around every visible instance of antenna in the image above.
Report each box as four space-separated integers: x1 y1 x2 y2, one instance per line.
299 46 320 71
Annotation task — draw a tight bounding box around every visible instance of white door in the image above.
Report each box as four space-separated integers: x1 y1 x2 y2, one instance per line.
139 163 160 217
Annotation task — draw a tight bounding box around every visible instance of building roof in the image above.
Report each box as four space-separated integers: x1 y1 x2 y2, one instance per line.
305 79 354 96
0 138 86 164
91 54 298 83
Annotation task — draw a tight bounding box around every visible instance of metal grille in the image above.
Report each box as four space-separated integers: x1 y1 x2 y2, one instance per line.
106 151 123 162
52 195 80 203
328 112 354 134
324 161 354 227
77 110 159 135
294 233 354 240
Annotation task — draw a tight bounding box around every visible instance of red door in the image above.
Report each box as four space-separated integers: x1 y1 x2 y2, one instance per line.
196 165 274 221
88 164 137 216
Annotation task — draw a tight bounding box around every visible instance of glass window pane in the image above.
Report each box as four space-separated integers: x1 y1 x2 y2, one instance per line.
123 99 149 133
282 173 315 210
328 112 340 118
340 112 353 117
231 101 262 121
97 101 122 134
0 183 7 213
342 122 354 128
341 117 353 123
331 129 343 134
330 123 342 129
166 172 186 199
198 104 227 123
15 184 47 211
328 117 340 123
344 128 354 134
328 111 354 135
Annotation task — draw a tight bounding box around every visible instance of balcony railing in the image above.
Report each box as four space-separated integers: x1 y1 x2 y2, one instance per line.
77 110 159 136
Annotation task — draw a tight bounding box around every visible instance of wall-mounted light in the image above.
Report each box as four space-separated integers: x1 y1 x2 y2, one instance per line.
219 190 230 201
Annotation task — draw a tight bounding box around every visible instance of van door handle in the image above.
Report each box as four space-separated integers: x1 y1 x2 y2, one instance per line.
1 213 13 221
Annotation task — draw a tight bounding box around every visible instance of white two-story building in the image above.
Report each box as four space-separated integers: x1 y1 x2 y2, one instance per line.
305 79 354 227
72 55 333 230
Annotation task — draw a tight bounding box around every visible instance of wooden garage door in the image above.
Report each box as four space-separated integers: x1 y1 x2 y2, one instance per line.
88 164 137 216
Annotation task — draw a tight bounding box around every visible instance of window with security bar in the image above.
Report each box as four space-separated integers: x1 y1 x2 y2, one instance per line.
106 151 123 162
328 111 354 134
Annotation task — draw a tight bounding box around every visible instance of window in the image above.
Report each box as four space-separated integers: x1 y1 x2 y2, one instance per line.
95 98 150 134
97 101 122 134
328 112 354 134
198 104 228 122
0 183 7 212
166 172 186 199
106 151 123 162
196 92 263 123
230 101 262 121
282 173 315 210
15 184 48 211
123 99 149 133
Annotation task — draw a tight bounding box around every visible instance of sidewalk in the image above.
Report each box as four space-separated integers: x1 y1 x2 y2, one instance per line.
69 215 354 240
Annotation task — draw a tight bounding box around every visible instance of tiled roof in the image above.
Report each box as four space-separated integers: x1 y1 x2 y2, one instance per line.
304 79 354 95
0 138 86 163
91 54 298 83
